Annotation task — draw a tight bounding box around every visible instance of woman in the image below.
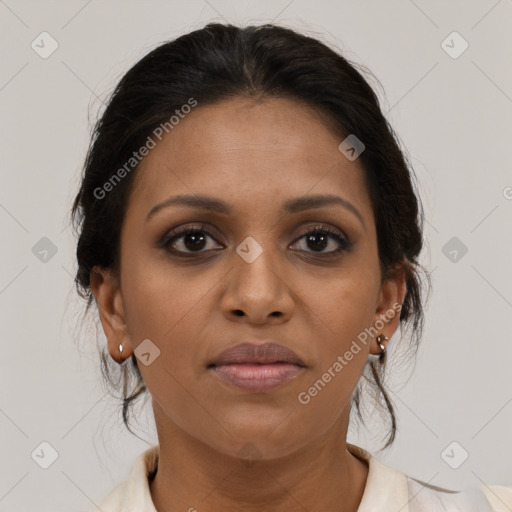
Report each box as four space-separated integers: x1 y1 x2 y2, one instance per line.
71 23 512 511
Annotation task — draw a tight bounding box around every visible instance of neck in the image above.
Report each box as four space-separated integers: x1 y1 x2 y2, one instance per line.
149 403 369 512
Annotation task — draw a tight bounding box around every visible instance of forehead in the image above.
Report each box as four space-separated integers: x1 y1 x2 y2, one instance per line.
127 97 372 221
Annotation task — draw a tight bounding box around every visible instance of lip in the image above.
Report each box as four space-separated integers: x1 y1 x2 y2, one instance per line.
207 341 306 393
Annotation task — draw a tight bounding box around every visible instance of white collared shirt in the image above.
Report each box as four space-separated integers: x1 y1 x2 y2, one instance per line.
93 444 512 511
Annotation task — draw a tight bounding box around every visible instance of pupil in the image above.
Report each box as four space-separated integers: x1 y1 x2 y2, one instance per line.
308 233 327 251
181 232 331 252
185 233 206 251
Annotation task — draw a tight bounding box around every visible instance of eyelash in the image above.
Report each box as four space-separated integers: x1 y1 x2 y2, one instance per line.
159 223 351 257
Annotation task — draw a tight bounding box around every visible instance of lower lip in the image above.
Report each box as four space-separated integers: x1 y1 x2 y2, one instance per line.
210 363 304 392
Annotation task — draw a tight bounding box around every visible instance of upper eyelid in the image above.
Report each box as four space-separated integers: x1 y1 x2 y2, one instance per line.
162 223 349 247
163 223 347 238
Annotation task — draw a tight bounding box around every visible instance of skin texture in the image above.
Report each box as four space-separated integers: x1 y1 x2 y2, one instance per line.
91 97 406 512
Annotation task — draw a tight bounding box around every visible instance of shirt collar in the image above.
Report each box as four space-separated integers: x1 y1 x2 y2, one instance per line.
347 443 410 511
107 443 410 512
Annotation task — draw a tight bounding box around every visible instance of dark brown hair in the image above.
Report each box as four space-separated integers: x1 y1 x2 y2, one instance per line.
70 22 430 450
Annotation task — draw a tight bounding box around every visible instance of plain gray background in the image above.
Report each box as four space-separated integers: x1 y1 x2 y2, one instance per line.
1 1 511 510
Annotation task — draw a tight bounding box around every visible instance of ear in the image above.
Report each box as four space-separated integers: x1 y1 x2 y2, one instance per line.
369 262 407 355
90 266 133 363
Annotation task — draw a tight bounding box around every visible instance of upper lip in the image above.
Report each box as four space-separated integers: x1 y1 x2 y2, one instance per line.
208 341 306 367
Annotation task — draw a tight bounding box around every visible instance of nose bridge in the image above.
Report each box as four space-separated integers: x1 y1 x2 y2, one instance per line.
234 234 281 293
222 232 293 322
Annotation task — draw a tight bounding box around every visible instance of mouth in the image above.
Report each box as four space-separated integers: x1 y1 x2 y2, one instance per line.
207 341 306 392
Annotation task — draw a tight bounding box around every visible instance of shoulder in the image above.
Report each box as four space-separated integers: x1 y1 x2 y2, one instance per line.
481 485 512 511
91 481 127 511
406 475 512 512
90 445 160 512
348 444 512 512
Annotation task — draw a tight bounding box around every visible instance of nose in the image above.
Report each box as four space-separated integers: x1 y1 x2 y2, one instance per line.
220 246 294 325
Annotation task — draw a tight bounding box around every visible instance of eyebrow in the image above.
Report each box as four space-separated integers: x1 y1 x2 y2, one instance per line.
146 193 365 227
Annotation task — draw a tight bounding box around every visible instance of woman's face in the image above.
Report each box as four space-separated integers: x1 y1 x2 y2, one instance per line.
93 96 404 460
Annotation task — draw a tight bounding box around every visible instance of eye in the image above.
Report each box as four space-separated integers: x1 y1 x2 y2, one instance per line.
290 225 351 255
160 224 223 255
159 223 351 257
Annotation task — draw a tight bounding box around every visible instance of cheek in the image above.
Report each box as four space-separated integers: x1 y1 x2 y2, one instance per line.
121 250 216 344
296 268 378 401
303 265 380 339
296 352 367 426
119 256 214 425
118 249 223 408
292 286 373 438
